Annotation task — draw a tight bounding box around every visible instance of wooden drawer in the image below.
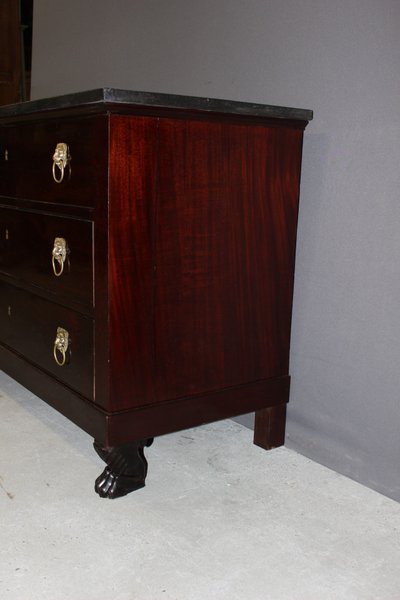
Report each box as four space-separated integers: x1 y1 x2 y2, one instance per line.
0 208 93 309
2 115 108 207
0 126 13 197
0 282 93 400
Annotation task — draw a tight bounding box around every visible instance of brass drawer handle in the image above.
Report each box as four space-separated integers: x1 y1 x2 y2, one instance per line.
53 327 70 366
52 142 71 183
52 237 68 277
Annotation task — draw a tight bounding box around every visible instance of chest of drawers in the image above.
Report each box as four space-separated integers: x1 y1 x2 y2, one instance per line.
0 89 312 498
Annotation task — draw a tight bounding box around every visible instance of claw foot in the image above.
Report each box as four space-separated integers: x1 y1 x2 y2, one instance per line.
93 438 153 499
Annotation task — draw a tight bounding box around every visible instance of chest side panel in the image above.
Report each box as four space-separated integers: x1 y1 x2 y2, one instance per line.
154 118 304 401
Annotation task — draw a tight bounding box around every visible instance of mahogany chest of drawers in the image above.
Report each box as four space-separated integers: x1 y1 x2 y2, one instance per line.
0 89 312 498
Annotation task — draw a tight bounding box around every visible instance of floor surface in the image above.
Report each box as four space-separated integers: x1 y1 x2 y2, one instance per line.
1 370 400 600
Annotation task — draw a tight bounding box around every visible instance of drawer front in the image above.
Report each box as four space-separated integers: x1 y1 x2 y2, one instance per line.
0 208 93 308
0 282 93 400
4 115 108 207
0 127 14 197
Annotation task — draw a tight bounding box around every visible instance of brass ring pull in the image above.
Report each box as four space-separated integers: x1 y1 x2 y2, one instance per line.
52 142 71 183
53 345 66 366
52 237 68 277
53 327 69 366
52 161 64 183
52 254 64 276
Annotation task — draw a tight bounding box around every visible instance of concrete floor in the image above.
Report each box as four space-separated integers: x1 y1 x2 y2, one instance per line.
1 371 400 600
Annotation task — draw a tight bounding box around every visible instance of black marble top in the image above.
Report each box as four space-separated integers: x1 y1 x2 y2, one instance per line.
0 88 313 122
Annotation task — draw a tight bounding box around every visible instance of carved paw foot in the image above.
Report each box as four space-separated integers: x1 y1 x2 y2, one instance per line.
94 467 145 499
93 438 153 499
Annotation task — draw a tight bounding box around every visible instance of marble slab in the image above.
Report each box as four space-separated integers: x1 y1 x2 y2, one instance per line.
0 88 313 122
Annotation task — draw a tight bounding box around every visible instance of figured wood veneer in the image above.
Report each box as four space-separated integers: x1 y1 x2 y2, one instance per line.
0 90 311 495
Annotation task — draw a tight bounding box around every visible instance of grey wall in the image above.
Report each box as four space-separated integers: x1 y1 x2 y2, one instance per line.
31 0 400 501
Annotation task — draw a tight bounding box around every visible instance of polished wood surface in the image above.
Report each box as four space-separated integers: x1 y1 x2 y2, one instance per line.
0 207 93 310
0 282 93 399
107 115 158 410
0 94 310 494
155 119 302 401
106 376 290 446
106 116 303 412
1 115 108 205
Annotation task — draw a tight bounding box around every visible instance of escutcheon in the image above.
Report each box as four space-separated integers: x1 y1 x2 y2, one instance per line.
53 327 70 366
52 237 68 277
52 142 71 183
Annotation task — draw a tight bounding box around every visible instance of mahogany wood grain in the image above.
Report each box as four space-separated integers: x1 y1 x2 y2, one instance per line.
155 119 303 401
106 376 290 446
106 115 303 414
0 95 311 491
0 281 93 399
7 115 108 206
0 339 289 447
107 115 158 410
0 207 93 310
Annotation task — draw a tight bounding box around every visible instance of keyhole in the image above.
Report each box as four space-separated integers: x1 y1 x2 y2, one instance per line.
4 149 8 161
5 228 9 240
7 306 11 317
